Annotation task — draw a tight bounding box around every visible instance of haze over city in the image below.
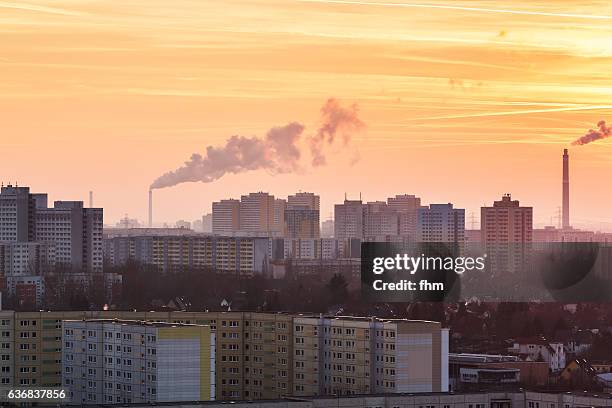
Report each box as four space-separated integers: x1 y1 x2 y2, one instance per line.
2 0 612 229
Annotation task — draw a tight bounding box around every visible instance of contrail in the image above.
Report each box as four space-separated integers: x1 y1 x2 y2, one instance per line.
402 105 612 121
0 1 85 16
298 0 612 20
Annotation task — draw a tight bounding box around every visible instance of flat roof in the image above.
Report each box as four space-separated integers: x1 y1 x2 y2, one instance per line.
64 318 208 328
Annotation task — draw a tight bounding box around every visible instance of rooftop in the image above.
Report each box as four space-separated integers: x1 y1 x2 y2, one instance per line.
64 318 208 328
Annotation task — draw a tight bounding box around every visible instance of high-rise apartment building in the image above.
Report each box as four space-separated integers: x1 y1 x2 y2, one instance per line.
285 193 320 238
213 193 309 236
334 199 364 240
363 201 399 239
417 204 465 244
387 194 421 239
240 193 275 233
321 219 334 238
0 186 103 274
273 198 287 234
212 199 240 235
334 195 422 241
285 207 320 238
481 194 533 274
287 192 320 211
36 201 103 273
202 213 213 233
62 319 215 405
481 195 533 244
0 185 37 242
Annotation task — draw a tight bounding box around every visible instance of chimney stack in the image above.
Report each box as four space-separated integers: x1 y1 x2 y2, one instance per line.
89 191 94 208
562 149 570 229
148 189 153 228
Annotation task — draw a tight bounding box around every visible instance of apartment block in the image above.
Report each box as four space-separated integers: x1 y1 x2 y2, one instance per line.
292 316 448 396
334 195 421 241
0 311 15 387
481 195 533 244
275 238 343 260
481 194 533 274
287 193 320 212
240 193 276 233
212 193 289 236
285 193 320 239
0 242 55 305
273 198 287 234
103 235 271 276
334 200 364 240
62 319 215 405
212 200 240 235
387 194 421 239
0 185 37 242
285 207 320 239
0 311 447 402
0 185 103 274
417 204 465 244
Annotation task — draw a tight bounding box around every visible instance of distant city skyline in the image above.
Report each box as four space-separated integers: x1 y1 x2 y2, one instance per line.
7 182 612 233
2 1 612 230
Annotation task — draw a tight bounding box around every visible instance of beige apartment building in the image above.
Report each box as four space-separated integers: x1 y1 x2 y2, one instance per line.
0 311 446 401
104 235 270 276
293 316 448 397
481 194 533 274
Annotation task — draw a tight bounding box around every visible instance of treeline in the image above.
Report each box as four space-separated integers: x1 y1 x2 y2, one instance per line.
113 261 355 313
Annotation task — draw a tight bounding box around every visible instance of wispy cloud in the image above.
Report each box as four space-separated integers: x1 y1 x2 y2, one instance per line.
0 1 85 16
298 0 612 20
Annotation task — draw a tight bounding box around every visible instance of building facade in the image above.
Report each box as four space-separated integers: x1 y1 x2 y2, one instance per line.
0 311 448 402
239 193 276 233
0 185 103 274
481 195 532 274
104 235 271 276
417 204 465 244
292 316 449 396
212 200 240 235
334 200 365 240
62 319 215 405
334 195 422 241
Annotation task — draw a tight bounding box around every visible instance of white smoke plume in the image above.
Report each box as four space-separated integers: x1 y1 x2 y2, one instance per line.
150 99 364 189
310 98 365 166
572 120 611 146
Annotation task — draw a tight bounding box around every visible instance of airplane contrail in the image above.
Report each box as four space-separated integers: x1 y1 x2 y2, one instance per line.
298 0 612 20
403 105 612 121
0 1 85 16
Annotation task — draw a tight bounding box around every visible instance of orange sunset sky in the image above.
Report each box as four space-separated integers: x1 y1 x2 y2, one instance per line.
2 0 612 230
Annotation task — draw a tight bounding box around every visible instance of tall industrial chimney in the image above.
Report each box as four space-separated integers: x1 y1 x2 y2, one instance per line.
89 191 93 208
562 149 570 229
148 189 153 228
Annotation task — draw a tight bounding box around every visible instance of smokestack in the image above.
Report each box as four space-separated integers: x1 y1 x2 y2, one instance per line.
89 191 93 208
562 149 570 230
148 189 153 228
